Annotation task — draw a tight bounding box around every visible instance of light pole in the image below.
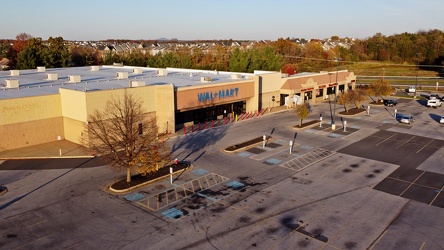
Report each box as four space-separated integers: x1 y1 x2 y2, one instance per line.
331 57 341 130
414 53 420 99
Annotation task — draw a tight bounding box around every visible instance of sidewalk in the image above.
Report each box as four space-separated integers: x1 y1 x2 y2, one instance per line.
0 140 92 160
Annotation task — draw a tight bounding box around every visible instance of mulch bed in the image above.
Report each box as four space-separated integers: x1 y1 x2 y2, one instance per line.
293 120 319 129
339 107 366 115
110 162 190 191
225 136 271 152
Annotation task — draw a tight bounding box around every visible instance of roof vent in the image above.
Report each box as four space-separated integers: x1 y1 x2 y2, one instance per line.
201 76 212 82
46 73 58 80
129 80 146 87
231 74 242 80
5 79 19 88
10 70 20 76
157 69 168 76
113 62 124 67
37 66 45 72
133 68 143 74
90 65 100 71
116 72 129 79
68 75 81 83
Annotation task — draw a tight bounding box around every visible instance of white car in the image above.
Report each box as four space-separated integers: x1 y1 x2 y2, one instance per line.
440 116 444 124
400 115 414 124
408 86 416 93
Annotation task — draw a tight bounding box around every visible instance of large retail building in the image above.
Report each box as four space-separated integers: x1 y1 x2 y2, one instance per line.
0 66 356 151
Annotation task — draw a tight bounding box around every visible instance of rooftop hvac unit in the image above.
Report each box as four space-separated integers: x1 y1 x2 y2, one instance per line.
231 74 242 80
129 80 146 87
10 70 20 76
201 76 212 82
37 66 46 72
68 75 81 83
46 73 58 80
116 72 129 79
113 62 124 67
5 79 19 88
157 69 168 76
90 65 100 71
133 68 143 74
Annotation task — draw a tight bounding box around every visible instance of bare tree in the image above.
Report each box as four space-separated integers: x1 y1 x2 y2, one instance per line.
85 93 170 182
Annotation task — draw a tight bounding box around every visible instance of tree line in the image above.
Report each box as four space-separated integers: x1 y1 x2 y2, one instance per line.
2 29 444 74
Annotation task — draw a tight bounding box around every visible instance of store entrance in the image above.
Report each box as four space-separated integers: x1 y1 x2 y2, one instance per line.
175 101 245 125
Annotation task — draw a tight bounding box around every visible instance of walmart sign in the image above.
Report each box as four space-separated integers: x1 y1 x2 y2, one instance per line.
198 88 239 102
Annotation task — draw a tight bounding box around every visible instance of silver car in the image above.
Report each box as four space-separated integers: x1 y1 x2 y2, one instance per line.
400 115 414 124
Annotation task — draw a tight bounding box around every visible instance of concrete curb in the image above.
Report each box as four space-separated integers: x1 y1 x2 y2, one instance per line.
107 164 194 194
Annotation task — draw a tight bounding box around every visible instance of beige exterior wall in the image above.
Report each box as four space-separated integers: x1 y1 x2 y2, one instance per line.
0 94 63 150
154 84 175 134
61 86 174 145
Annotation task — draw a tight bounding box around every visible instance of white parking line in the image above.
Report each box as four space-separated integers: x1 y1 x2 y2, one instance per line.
416 139 434 154
376 133 397 146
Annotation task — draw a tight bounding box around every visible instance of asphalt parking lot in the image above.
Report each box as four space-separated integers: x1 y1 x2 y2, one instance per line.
1 95 444 249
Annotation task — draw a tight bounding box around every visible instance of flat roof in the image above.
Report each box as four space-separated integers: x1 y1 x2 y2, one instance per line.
0 66 255 100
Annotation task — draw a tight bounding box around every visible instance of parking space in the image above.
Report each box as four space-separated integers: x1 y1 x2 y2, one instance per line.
339 130 444 208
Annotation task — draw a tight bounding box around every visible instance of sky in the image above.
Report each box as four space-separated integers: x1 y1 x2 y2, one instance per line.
2 0 443 41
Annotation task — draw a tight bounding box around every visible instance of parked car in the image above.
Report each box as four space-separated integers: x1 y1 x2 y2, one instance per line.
408 86 416 93
429 94 440 100
440 116 444 124
400 115 414 124
383 99 398 107
427 99 442 108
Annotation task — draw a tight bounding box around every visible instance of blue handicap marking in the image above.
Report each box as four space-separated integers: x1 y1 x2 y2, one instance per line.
226 180 245 189
124 192 145 201
162 207 184 219
300 145 314 150
238 152 252 157
192 168 209 175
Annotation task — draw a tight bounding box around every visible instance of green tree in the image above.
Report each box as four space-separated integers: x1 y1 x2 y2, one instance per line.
295 103 311 127
86 93 171 183
46 37 70 67
229 48 251 72
249 46 283 72
16 37 45 69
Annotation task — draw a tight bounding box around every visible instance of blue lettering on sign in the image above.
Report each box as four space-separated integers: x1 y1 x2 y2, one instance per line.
198 88 239 102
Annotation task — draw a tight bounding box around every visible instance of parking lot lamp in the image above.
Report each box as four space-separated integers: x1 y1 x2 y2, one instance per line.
332 57 341 130
415 53 420 98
